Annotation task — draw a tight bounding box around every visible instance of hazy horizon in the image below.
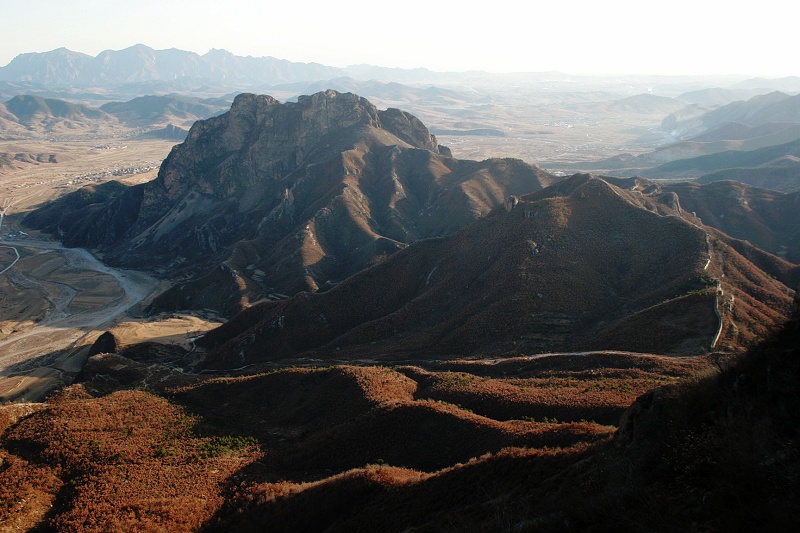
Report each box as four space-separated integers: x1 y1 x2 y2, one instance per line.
1 0 797 78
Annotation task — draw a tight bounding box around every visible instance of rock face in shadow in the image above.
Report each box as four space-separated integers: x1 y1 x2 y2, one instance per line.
24 90 555 315
87 331 118 357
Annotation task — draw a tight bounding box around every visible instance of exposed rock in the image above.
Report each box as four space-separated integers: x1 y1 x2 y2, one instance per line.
614 386 670 448
87 331 118 357
25 91 555 315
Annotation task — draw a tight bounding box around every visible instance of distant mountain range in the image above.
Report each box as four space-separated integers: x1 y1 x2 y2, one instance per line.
0 45 341 87
0 94 121 138
570 90 800 188
98 94 230 127
665 91 800 138
4 44 799 96
0 93 234 139
642 137 800 190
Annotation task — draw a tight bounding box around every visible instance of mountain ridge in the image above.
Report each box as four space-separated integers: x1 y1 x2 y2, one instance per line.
0 44 341 87
197 174 794 367
23 90 556 315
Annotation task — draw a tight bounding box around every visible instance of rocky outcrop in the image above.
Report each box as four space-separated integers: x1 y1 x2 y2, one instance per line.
26 91 555 315
87 331 118 357
141 124 189 140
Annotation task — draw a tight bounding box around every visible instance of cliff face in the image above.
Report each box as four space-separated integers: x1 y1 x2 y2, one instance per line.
144 91 448 212
25 90 553 314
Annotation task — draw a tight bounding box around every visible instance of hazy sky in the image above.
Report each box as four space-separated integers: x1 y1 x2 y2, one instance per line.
1 0 796 76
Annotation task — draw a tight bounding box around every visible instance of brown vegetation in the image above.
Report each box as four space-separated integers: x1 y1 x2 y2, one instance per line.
1 312 797 531
1 388 260 532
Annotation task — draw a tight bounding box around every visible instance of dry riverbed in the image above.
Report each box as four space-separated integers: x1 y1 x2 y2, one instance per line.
0 137 221 403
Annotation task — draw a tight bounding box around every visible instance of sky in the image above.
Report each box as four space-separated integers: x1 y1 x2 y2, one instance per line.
1 0 797 77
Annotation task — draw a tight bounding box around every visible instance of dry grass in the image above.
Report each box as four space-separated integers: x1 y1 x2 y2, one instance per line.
402 366 678 425
1 387 261 532
0 360 621 531
161 364 618 477
3 322 797 532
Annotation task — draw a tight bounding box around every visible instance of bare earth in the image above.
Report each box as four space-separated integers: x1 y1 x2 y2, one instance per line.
0 137 222 403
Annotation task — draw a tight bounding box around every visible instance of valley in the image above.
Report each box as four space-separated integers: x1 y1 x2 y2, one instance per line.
0 50 798 529
0 225 160 402
0 134 219 403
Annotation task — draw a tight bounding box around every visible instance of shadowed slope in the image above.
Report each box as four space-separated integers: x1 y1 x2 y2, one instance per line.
198 175 793 367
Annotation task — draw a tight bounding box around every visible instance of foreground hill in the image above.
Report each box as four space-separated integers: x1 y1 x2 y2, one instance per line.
2 296 797 531
197 174 794 368
0 339 705 531
24 90 556 315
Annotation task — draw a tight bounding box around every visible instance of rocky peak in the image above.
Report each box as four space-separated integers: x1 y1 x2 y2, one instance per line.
295 89 381 130
378 107 449 156
24 90 558 315
154 90 445 205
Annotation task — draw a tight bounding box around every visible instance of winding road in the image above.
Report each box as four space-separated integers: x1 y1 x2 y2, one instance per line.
0 210 22 275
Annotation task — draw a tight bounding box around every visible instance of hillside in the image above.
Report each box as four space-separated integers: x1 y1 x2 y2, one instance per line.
696 165 800 193
100 94 230 127
604 177 800 264
1 291 796 531
663 91 800 139
0 352 665 531
196 174 794 368
582 91 800 176
606 93 685 114
0 95 121 137
676 87 766 106
23 91 556 315
642 137 800 187
646 137 800 175
5 94 105 122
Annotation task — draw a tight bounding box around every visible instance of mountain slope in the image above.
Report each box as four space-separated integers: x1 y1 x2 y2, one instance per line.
645 137 800 176
4 94 106 122
605 177 800 264
0 47 93 85
99 94 229 127
197 174 795 368
696 165 800 193
24 91 556 315
0 94 120 136
664 91 800 139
